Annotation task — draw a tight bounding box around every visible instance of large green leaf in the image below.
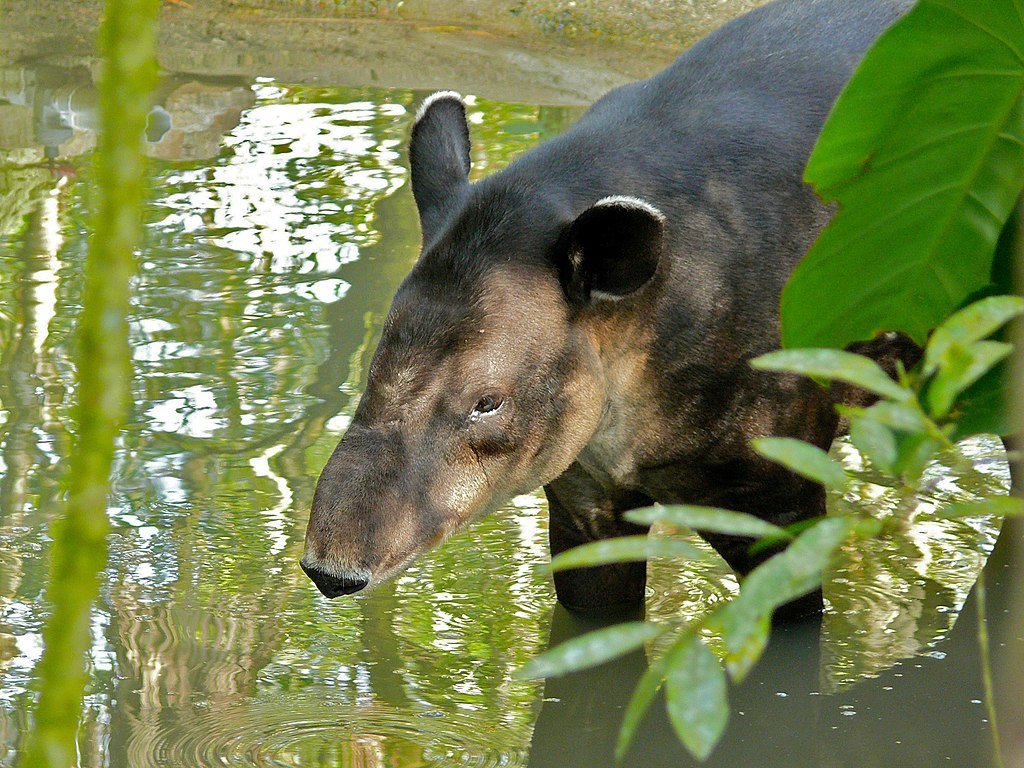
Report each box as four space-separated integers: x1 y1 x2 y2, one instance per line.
664 635 730 761
625 505 790 540
516 621 665 679
782 0 1024 349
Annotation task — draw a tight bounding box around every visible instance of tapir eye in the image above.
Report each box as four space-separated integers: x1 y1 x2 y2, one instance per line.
470 394 504 419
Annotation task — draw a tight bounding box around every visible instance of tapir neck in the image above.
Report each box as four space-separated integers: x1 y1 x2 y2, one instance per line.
574 298 663 489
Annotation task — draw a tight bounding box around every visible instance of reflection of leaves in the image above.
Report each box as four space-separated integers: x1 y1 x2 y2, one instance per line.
822 436 1006 690
939 496 1024 519
0 165 54 238
500 120 542 135
468 99 583 176
822 534 960 693
0 81 572 760
616 650 670 761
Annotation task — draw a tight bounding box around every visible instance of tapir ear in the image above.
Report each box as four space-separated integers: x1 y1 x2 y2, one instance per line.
560 196 666 303
409 91 471 241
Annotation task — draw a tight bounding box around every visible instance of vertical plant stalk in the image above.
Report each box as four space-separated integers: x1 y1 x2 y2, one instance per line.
975 570 1004 768
1008 197 1024 498
18 1 159 766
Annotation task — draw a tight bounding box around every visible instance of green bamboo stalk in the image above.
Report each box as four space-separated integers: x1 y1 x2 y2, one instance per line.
18 1 159 766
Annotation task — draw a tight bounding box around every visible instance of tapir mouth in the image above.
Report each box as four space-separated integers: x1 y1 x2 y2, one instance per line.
299 556 372 599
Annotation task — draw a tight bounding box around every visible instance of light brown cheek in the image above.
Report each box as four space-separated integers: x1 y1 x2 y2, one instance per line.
427 450 492 528
552 382 606 478
518 362 607 490
378 514 419 568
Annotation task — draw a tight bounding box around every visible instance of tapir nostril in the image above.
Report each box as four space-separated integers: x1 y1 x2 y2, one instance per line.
300 561 369 598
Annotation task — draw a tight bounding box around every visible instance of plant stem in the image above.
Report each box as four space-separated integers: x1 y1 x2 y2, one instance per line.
17 1 159 766
975 569 1005 768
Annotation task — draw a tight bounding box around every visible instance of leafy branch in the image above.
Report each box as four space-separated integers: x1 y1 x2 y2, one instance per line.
518 295 1024 762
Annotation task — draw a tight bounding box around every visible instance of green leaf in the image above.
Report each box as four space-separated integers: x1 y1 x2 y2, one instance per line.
862 401 934 434
751 437 849 490
717 607 770 683
615 650 670 762
849 415 898 473
782 0 1024 349
711 517 865 680
938 496 1024 519
952 361 1015 439
925 340 1013 418
664 635 729 761
516 621 666 680
893 432 943 481
923 295 1024 375
751 348 910 402
546 536 703 572
625 505 790 540
746 517 824 558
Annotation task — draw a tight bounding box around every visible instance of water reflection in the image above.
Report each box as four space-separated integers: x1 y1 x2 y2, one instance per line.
0 65 1017 768
0 65 252 163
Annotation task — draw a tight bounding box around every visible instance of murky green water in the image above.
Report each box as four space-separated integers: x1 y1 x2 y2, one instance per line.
0 64 1018 767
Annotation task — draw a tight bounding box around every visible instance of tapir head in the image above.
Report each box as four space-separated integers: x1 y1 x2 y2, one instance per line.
301 92 667 597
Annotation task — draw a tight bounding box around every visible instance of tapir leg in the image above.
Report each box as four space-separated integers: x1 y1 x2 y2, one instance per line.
1004 434 1022 497
545 464 654 613
701 479 828 619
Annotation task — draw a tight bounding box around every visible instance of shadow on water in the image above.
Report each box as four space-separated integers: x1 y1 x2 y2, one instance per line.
0 56 1022 768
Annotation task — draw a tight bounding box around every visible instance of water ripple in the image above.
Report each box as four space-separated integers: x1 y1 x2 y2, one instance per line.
127 695 527 768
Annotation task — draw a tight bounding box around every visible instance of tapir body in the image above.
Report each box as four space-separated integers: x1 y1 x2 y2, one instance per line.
302 0 914 610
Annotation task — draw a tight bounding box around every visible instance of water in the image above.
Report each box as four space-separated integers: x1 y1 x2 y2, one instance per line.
0 42 1020 768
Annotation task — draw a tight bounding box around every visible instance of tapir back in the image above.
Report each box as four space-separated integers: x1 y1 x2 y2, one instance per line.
493 0 911 368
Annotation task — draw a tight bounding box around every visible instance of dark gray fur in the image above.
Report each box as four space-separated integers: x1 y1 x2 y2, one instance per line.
303 0 920 612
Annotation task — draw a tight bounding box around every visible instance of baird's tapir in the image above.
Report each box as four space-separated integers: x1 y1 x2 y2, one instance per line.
301 0 916 612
